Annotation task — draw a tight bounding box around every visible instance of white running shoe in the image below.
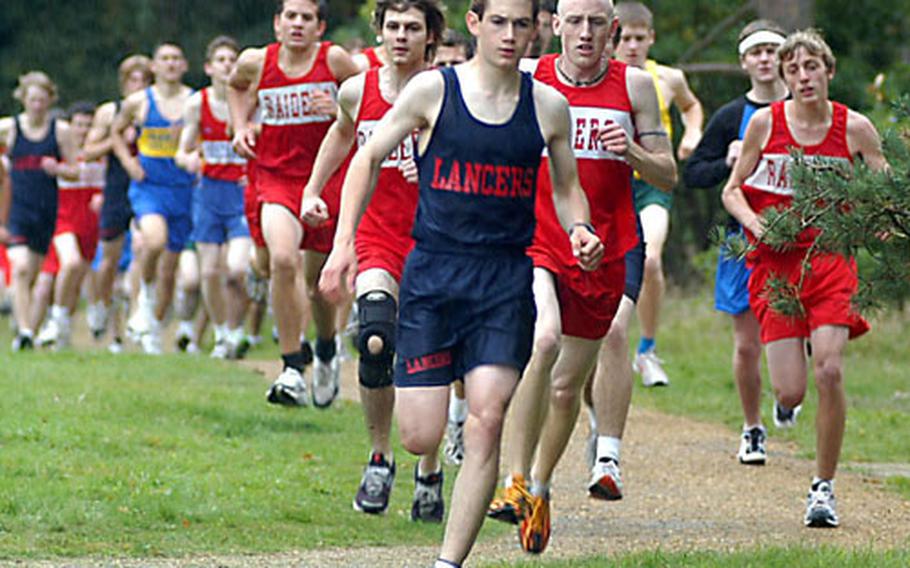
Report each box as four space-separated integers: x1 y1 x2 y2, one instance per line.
266 367 309 407
127 308 150 340
443 419 465 466
36 318 60 348
805 480 839 528
210 340 230 359
312 355 340 408
108 339 124 354
633 350 670 387
737 426 767 465
175 321 194 352
588 458 624 501
773 400 802 429
54 315 72 350
86 302 108 339
140 319 163 355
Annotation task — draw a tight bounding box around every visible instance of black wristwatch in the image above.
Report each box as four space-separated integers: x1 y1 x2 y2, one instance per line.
569 221 596 235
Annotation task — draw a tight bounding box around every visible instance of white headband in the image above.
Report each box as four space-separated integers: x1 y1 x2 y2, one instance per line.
738 30 786 55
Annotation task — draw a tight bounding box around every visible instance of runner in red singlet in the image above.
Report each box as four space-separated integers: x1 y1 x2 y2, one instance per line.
228 0 359 405
353 44 390 71
487 0 675 554
301 0 445 518
722 30 887 529
36 102 105 349
177 36 251 359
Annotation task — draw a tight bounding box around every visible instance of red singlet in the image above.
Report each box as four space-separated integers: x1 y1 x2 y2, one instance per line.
200 88 245 182
353 68 419 282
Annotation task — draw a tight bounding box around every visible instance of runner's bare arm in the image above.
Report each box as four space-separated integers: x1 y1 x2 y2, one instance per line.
722 108 772 238
847 110 889 173
327 45 361 84
666 66 703 161
302 74 363 201
607 67 676 190
53 121 80 181
0 117 13 150
0 155 10 231
175 92 203 174
82 101 116 161
111 91 145 181
535 82 603 271
228 47 266 159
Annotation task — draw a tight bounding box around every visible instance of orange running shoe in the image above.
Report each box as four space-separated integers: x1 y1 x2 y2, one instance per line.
487 473 532 525
519 491 551 554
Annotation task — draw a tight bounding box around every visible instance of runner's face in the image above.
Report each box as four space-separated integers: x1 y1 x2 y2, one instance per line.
274 0 325 50
123 69 150 96
434 45 469 67
615 24 653 67
23 86 51 118
535 10 555 53
206 46 239 84
153 45 187 83
467 0 535 69
782 47 833 105
741 43 779 85
70 113 93 148
555 0 615 71
380 7 430 66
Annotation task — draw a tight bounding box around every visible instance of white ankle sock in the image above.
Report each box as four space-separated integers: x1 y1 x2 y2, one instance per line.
449 395 467 423
596 436 622 463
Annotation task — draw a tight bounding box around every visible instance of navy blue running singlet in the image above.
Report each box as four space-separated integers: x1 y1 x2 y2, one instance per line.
414 66 545 254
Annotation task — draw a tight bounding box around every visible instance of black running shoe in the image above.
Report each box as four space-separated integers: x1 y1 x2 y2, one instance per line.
353 452 396 514
805 480 839 528
411 466 444 523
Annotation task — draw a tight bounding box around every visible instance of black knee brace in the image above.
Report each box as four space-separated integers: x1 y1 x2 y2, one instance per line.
357 290 397 389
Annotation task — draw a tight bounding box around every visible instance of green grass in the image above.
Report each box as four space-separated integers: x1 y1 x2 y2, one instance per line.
630 292 910 466
0 345 475 558
487 546 910 567
0 290 906 560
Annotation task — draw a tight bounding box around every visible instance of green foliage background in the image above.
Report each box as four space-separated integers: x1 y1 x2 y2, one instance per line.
2 0 908 284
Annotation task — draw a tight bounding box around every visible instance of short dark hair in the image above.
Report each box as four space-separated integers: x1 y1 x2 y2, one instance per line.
540 0 556 14
615 2 653 29
470 0 540 21
440 28 475 59
153 41 184 58
67 101 96 120
206 35 240 62
373 0 447 61
275 0 328 21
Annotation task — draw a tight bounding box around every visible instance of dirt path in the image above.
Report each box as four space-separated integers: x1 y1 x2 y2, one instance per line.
16 357 910 567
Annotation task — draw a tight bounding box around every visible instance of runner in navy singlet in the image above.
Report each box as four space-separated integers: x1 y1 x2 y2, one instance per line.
319 1 602 565
82 54 153 342
0 71 79 351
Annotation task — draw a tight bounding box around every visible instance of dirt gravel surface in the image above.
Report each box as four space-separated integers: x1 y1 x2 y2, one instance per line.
13 358 909 567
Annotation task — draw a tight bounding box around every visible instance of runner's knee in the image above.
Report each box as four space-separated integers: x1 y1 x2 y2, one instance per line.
813 359 843 393
775 385 805 410
550 376 581 411
269 249 297 277
357 291 396 389
533 326 561 364
644 254 663 276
